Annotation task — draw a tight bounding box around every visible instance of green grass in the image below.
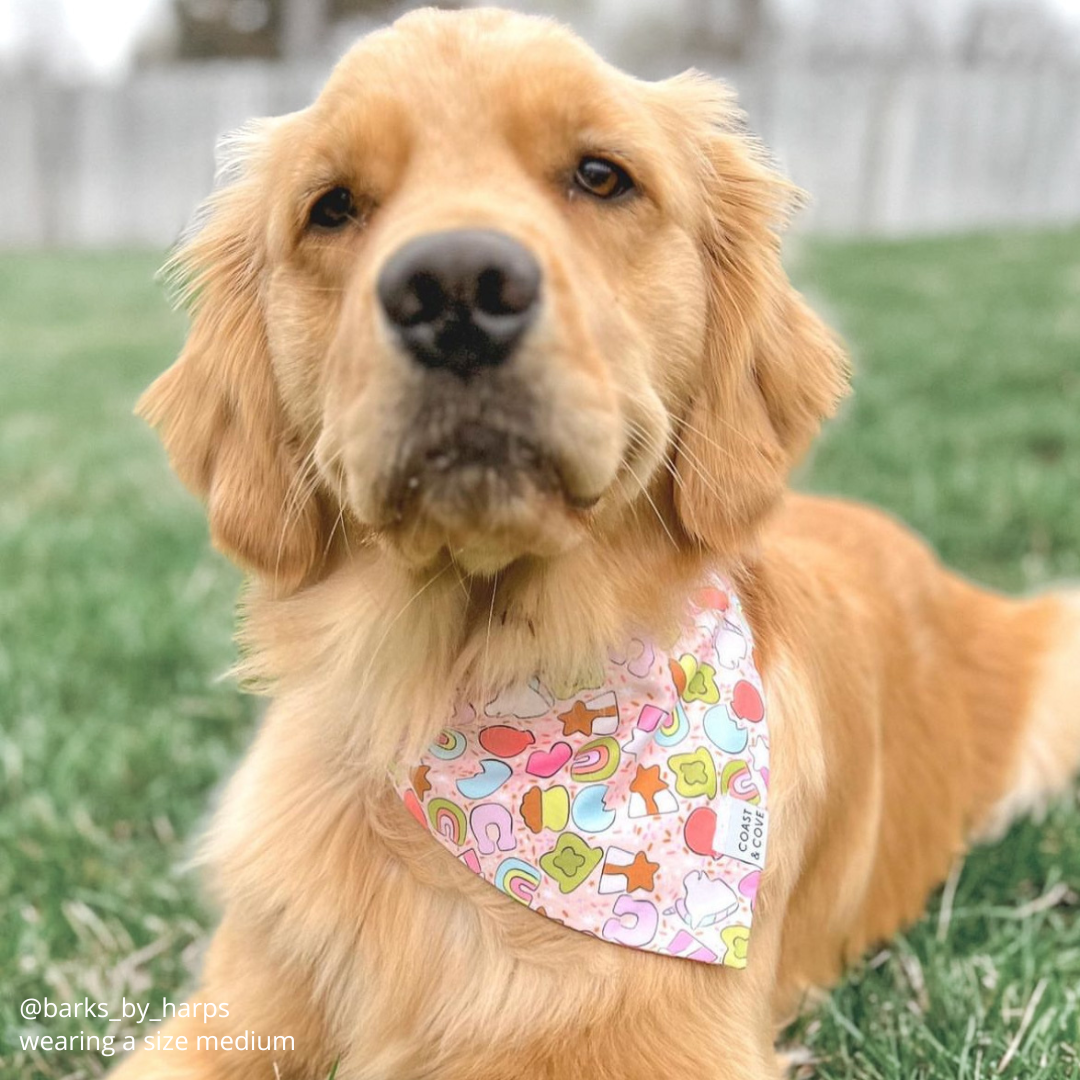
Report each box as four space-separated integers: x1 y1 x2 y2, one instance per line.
1 233 1078 1078
0 254 251 1078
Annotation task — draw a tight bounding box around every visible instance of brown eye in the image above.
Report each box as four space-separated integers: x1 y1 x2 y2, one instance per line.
308 186 355 229
574 157 635 200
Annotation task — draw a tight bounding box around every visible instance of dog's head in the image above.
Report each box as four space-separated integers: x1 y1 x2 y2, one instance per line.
141 8 848 593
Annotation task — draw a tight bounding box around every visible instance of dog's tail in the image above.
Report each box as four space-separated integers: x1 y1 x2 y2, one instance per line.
974 587 1080 841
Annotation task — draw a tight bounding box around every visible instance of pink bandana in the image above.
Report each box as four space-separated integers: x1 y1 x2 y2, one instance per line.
393 579 769 967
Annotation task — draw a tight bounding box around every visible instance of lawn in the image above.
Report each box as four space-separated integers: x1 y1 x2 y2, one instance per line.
1 232 1078 1079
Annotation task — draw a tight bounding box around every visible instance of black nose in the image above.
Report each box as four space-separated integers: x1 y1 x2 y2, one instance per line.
377 228 542 376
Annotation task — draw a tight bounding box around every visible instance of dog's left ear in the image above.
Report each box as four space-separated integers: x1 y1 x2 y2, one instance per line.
137 120 329 594
657 75 850 558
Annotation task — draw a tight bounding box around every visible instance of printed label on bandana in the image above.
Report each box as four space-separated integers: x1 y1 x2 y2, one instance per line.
392 578 769 967
716 799 769 870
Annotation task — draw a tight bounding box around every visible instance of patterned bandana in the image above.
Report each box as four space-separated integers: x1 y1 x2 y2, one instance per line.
393 578 769 967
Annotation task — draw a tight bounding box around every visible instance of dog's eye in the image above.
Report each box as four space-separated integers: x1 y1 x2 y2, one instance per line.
308 186 355 229
574 157 635 200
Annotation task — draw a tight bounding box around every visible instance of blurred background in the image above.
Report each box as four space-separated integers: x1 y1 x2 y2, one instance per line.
2 3 1079 1079
1 0 1080 243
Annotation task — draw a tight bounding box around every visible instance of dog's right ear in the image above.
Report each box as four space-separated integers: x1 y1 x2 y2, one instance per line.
138 120 328 595
655 74 850 559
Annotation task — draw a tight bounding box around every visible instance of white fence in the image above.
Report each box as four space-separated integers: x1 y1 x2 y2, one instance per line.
1 58 1078 247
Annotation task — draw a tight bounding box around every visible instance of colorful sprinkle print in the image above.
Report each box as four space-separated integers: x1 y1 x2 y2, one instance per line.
392 577 769 967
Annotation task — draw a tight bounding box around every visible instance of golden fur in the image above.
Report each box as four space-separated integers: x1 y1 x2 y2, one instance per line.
113 9 1080 1078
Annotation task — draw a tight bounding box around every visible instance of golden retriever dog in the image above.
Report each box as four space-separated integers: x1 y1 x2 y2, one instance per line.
114 8 1080 1079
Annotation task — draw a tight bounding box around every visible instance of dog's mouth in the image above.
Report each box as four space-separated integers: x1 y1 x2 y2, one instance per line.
388 423 570 516
375 373 598 570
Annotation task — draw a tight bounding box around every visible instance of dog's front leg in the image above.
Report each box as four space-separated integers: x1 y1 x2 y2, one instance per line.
106 917 335 1080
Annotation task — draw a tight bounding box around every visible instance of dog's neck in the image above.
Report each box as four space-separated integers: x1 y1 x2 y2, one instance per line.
239 503 735 775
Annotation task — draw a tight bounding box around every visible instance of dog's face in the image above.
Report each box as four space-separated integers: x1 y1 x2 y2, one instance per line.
280 10 710 575
142 8 847 589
